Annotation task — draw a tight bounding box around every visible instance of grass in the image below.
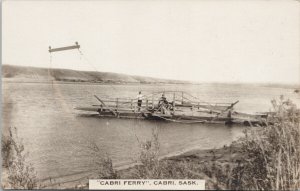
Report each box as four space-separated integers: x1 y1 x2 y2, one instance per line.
85 141 117 179
2 127 39 189
1 133 13 168
225 96 300 190
120 128 207 179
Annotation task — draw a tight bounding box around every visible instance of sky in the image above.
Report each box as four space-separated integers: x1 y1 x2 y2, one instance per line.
2 0 300 84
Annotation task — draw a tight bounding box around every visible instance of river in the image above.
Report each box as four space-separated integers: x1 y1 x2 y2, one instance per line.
2 81 299 185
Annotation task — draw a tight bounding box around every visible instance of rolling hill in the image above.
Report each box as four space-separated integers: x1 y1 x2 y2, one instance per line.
2 65 189 84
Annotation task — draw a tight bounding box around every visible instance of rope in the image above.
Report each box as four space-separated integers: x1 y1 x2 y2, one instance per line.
183 92 215 107
48 53 54 88
77 48 117 91
77 49 99 74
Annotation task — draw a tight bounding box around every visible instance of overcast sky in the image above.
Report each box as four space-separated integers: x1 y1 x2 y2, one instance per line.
3 0 300 84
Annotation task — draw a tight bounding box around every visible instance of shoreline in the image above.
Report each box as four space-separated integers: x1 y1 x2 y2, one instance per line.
2 78 299 90
35 143 242 189
116 143 243 190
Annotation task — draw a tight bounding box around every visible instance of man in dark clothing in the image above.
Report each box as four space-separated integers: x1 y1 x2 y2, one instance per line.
137 91 143 111
158 93 169 114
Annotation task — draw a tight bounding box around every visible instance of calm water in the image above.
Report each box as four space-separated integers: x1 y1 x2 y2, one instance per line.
2 82 300 183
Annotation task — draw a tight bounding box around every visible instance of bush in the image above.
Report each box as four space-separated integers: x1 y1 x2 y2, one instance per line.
133 127 161 178
130 128 203 179
2 134 13 168
86 141 117 179
3 127 38 189
224 96 300 190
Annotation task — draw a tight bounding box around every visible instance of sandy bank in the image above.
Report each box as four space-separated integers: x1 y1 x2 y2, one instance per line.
60 143 242 189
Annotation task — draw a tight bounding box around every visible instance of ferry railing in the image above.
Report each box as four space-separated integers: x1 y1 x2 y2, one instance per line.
95 91 236 113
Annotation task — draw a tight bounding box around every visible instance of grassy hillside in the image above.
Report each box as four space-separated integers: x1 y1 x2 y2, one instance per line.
2 65 188 84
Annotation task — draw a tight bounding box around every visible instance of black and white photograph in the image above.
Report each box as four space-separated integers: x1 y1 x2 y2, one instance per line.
1 0 300 190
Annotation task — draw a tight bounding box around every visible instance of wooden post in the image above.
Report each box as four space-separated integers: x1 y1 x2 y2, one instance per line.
181 91 184 104
146 99 148 110
152 94 154 109
116 98 119 112
131 99 133 110
173 93 175 104
49 42 80 53
94 95 117 116
173 93 176 114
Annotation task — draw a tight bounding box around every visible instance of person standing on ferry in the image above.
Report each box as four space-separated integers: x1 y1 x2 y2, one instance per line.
137 91 143 111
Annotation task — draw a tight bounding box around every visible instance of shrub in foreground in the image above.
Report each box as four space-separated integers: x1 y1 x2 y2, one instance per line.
218 96 300 190
2 127 38 189
85 141 117 179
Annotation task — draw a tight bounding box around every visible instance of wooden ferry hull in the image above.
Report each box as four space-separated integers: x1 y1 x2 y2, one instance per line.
75 92 268 126
75 107 267 126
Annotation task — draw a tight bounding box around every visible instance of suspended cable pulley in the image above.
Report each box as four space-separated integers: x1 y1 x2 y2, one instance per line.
48 42 80 53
